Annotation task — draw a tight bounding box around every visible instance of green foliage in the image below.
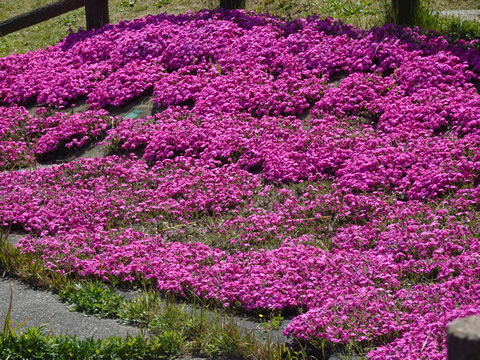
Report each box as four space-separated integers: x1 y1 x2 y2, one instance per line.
120 0 137 9
156 0 172 8
147 302 188 336
2 281 14 337
58 284 294 359
117 290 163 325
323 0 378 17
0 328 182 360
59 282 124 318
414 2 480 40
260 313 285 331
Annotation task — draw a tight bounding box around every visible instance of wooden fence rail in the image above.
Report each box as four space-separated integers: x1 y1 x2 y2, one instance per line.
0 0 109 36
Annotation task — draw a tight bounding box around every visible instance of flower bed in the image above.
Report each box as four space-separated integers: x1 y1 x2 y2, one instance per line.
0 107 116 169
0 9 480 359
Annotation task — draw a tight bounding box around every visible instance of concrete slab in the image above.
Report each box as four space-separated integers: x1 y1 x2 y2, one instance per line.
108 94 161 119
440 10 480 22
5 233 24 246
0 276 140 339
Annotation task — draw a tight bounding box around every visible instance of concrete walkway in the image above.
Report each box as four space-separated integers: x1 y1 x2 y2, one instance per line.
0 276 140 339
0 274 360 359
440 9 480 22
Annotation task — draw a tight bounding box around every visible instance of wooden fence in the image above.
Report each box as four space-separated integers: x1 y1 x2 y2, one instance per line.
0 0 109 36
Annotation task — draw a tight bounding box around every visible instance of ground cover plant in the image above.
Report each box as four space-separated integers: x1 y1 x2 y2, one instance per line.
1 8 480 359
0 234 293 359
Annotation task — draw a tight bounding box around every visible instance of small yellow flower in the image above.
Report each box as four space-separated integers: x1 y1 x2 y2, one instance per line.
259 314 264 318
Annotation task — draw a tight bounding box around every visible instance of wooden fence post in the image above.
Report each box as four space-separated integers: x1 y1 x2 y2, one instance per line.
447 316 480 360
85 0 109 30
391 0 419 27
219 0 246 10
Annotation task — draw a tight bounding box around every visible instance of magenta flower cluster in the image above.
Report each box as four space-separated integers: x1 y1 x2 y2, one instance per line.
0 106 114 168
1 9 480 359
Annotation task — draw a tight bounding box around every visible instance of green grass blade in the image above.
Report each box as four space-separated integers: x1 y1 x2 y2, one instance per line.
2 281 13 336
